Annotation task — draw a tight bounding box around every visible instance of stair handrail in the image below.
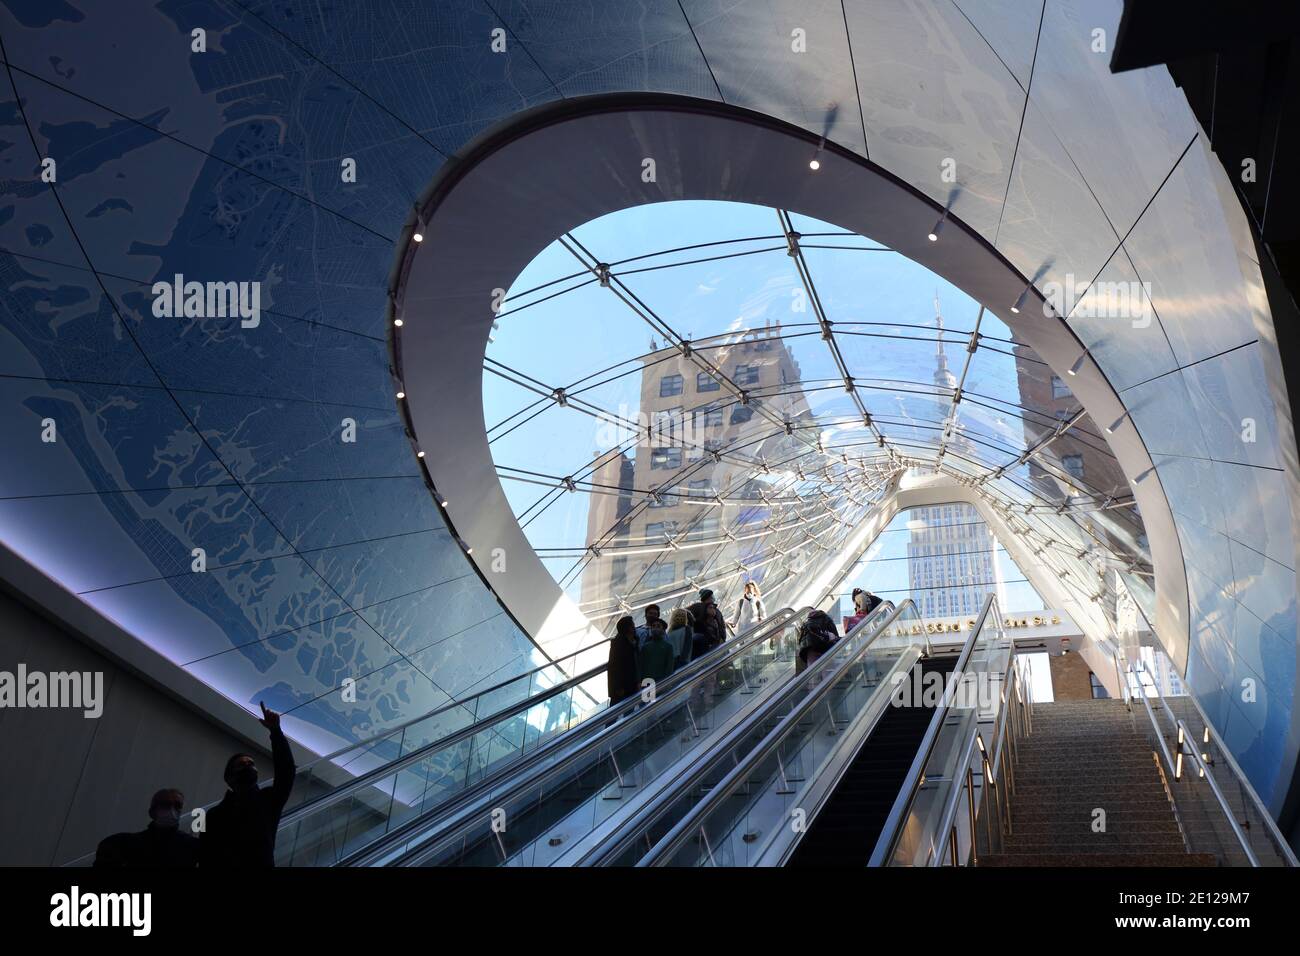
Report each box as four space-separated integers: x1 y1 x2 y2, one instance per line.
1170 717 1260 866
1135 661 1297 867
1133 673 1178 782
867 593 998 867
634 599 920 867
1126 656 1296 867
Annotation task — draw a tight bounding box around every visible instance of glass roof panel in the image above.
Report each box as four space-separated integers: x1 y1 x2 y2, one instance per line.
486 200 1150 628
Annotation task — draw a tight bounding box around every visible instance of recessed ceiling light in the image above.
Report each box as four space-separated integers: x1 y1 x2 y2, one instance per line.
808 158 820 171
928 208 947 242
1010 283 1032 314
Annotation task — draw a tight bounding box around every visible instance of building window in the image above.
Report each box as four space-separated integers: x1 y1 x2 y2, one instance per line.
693 404 723 429
691 515 720 539
696 372 720 392
689 479 713 498
683 559 704 580
734 364 760 386
650 447 682 470
1088 671 1110 699
643 562 676 590
730 404 755 425
659 373 684 397
1050 375 1071 400
1062 454 1084 479
645 521 677 542
648 491 674 509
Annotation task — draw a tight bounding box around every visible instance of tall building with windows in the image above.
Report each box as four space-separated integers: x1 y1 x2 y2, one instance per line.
579 320 810 620
908 297 1004 619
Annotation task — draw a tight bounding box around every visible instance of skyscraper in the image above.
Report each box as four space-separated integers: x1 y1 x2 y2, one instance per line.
908 295 1005 619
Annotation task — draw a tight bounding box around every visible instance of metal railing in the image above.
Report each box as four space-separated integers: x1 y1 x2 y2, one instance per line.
1122 650 1296 867
868 594 1021 866
929 649 1034 865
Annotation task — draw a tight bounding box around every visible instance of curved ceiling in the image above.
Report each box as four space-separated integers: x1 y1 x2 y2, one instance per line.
1 0 1296 812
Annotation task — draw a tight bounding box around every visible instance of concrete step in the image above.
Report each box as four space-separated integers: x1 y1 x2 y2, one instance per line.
1017 740 1158 752
1013 805 1184 823
1009 819 1183 838
980 852 1217 867
1002 835 1189 852
1011 783 1168 800
1015 757 1161 772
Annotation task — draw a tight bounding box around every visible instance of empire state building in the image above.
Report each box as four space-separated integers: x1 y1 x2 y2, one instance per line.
907 294 1007 619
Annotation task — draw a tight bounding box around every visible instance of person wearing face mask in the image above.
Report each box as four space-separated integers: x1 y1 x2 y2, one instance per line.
93 788 200 867
199 702 296 867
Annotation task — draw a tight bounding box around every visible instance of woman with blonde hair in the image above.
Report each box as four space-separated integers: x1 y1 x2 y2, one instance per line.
733 580 766 636
665 607 693 671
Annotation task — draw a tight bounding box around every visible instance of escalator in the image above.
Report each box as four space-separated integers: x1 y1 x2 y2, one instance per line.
346 606 827 865
586 599 922 867
786 655 956 866
625 594 1014 868
268 607 799 864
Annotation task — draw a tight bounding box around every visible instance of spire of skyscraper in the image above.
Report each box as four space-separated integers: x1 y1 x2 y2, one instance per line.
933 290 956 391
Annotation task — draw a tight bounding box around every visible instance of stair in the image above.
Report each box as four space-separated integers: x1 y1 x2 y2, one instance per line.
980 699 1217 867
787 655 957 867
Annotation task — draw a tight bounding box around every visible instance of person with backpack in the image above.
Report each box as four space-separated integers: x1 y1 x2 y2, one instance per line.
687 588 725 660
797 609 840 674
637 618 675 689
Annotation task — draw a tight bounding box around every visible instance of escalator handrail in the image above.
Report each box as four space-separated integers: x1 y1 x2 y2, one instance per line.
929 642 1025 866
339 607 812 866
866 593 998 867
278 606 799 835
634 599 918 867
284 632 616 783
579 599 901 866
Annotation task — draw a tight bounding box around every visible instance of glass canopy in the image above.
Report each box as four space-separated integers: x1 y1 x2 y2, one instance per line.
484 201 1154 635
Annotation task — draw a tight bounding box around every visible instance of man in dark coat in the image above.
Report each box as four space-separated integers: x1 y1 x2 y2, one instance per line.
94 788 199 868
199 703 295 867
687 589 725 659
607 615 641 705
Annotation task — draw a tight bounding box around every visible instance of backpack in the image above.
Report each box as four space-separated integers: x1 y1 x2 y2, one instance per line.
798 611 839 656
